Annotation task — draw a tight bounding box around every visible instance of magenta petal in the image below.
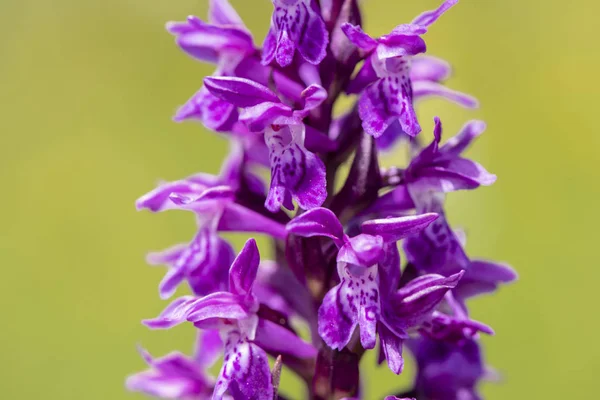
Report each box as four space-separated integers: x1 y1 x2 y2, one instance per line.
439 120 487 158
208 0 245 27
341 23 377 52
411 0 458 27
142 296 199 329
218 203 288 240
286 207 345 246
229 238 260 297
346 56 378 94
318 284 357 350
254 319 317 359
413 80 479 109
204 76 280 107
126 350 211 399
261 27 278 65
392 271 464 326
361 213 439 243
378 323 405 375
411 55 452 82
194 329 223 368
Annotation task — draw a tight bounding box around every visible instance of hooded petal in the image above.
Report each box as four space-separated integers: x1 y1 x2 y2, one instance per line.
229 239 260 298
286 207 345 247
265 124 326 212
361 213 439 243
214 332 273 400
337 234 384 267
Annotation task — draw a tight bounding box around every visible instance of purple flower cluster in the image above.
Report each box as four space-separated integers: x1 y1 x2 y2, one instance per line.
127 1 516 399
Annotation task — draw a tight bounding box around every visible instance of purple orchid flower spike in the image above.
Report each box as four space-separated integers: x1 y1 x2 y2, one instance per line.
287 207 444 353
263 0 329 67
132 1 516 396
204 76 331 212
144 239 317 400
136 144 288 299
342 0 463 140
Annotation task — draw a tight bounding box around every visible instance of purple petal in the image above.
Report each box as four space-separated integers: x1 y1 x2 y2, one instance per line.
411 0 459 27
411 55 452 82
143 293 248 329
173 85 238 131
421 311 494 342
219 203 288 240
261 27 278 65
378 323 405 374
304 125 338 152
318 284 357 350
286 207 345 247
361 213 439 243
377 243 401 299
214 333 273 400
166 16 254 63
126 350 211 399
265 125 326 212
413 80 478 108
229 238 260 297
204 76 280 107
299 84 327 113
392 271 464 326
142 296 199 329
346 56 378 94
254 319 317 359
194 329 223 368
455 260 517 301
439 120 487 158
209 0 245 27
340 23 377 52
362 185 416 216
136 176 215 212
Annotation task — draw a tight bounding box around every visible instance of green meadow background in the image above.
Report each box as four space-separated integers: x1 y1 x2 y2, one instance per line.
1 0 598 399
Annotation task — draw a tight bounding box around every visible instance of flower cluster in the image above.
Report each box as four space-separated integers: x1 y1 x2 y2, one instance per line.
127 1 516 399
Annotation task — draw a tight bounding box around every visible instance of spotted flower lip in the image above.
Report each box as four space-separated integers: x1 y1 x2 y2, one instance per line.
131 1 515 398
263 0 329 67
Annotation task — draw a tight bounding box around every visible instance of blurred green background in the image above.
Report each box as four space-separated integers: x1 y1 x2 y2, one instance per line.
1 0 598 399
